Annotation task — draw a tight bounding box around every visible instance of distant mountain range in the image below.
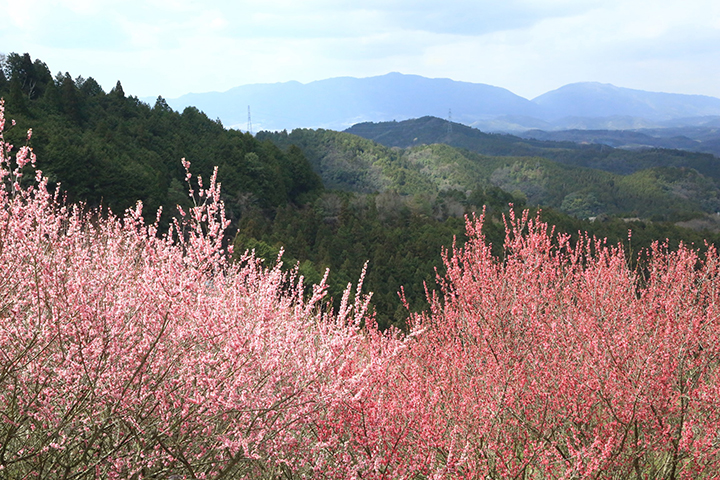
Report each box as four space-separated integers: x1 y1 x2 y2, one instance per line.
161 73 720 134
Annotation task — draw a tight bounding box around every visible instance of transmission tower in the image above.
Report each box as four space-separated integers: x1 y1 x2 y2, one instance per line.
247 105 253 135
447 108 453 135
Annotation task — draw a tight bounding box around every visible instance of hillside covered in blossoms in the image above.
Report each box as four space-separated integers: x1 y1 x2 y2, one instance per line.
3 52 720 478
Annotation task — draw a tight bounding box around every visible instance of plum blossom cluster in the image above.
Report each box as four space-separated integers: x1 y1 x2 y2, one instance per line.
0 99 376 478
1 99 720 479
331 209 720 479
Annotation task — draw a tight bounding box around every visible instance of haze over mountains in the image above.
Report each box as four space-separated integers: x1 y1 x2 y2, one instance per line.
163 73 720 134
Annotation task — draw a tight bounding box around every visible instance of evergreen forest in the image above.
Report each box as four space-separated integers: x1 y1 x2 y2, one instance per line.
4 52 720 328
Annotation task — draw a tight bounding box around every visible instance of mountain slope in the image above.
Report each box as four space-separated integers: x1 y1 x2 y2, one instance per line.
532 82 720 121
164 74 720 133
260 126 720 222
167 73 539 132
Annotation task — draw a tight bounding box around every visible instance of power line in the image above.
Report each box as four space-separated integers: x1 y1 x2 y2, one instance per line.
447 108 453 135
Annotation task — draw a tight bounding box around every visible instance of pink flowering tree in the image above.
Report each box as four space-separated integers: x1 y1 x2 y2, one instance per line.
330 209 720 479
0 99 375 479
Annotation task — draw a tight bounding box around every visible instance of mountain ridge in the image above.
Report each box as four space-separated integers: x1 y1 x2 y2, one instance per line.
533 82 720 121
160 73 720 133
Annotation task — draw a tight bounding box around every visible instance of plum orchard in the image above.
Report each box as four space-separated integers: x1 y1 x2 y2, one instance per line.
1 101 719 479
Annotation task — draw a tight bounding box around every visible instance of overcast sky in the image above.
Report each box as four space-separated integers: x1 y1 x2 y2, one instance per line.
2 0 719 101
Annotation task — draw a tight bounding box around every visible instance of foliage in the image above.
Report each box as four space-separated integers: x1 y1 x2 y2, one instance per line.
260 127 720 222
0 99 369 478
0 53 323 223
234 190 497 330
235 181 720 329
258 128 435 194
320 210 720 478
347 116 720 180
3 103 720 478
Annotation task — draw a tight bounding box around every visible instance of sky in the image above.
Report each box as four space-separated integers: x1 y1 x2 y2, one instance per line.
2 0 719 101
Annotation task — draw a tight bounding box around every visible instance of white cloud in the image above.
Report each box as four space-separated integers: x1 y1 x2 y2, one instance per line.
0 0 718 100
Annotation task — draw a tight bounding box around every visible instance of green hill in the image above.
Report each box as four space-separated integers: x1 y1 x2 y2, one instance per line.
346 116 720 178
0 53 323 224
259 127 720 222
6 52 720 329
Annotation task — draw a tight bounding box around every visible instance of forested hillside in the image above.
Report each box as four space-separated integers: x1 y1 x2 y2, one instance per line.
5 52 720 329
346 116 720 177
0 53 323 224
260 127 720 222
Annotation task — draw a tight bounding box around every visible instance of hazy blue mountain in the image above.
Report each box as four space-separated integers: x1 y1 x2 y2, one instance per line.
161 75 720 134
532 82 720 121
164 73 539 132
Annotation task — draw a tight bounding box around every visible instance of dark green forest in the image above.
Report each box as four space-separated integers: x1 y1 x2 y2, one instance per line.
0 53 323 222
5 53 720 329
